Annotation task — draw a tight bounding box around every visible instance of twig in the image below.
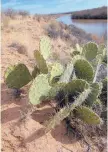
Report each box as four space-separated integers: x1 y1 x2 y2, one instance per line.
62 145 73 152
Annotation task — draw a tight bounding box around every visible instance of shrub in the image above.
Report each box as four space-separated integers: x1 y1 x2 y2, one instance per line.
5 37 107 132
45 21 60 39
8 42 27 55
18 10 30 17
3 8 17 19
33 14 41 22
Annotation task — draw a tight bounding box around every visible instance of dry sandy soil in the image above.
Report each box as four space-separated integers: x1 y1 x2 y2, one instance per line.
1 16 107 152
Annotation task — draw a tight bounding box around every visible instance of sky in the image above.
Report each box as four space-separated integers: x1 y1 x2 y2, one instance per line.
2 0 107 14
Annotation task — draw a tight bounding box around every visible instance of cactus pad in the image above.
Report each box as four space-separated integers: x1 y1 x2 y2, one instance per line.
5 64 32 89
59 62 74 83
4 65 15 79
29 74 51 105
45 88 91 132
40 36 51 60
34 50 48 74
75 106 102 125
86 83 102 106
49 62 64 83
64 79 89 97
74 59 94 82
82 42 98 61
32 66 40 78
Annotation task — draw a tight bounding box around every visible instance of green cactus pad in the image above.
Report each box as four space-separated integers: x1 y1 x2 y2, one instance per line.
5 64 32 89
82 42 98 61
34 50 48 74
59 62 74 83
74 59 94 82
75 106 102 125
98 44 106 55
29 74 51 105
40 37 51 60
4 65 15 79
64 79 89 97
86 83 102 106
100 78 107 105
48 83 65 100
32 66 40 78
49 62 64 84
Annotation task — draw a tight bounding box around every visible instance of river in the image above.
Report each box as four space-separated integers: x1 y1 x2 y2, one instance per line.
57 15 107 37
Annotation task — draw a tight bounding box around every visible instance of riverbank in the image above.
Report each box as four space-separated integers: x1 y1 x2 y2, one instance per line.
71 6 107 19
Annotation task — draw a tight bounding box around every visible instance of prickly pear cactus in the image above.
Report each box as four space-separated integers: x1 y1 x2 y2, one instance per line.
32 66 40 78
98 44 106 55
86 83 102 106
34 50 48 74
75 106 102 125
4 65 15 79
29 74 51 105
82 42 98 61
48 83 65 100
74 59 94 82
5 64 32 89
59 62 74 83
45 88 91 132
100 78 107 105
40 36 51 60
64 79 89 97
49 62 64 84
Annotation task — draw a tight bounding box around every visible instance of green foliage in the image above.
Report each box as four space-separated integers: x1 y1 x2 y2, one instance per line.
32 66 40 78
34 50 48 74
74 59 94 82
82 42 98 61
75 106 102 125
29 74 51 105
40 36 51 60
49 62 64 84
5 64 32 89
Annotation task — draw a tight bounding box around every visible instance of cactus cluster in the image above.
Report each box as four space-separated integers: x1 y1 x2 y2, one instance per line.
5 37 107 132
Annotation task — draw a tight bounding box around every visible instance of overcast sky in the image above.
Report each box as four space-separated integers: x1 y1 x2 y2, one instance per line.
2 0 107 14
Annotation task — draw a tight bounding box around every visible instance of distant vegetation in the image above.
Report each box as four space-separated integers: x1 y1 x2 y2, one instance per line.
2 8 30 18
71 6 107 19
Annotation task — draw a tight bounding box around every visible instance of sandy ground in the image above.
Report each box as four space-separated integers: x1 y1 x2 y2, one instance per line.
1 16 107 152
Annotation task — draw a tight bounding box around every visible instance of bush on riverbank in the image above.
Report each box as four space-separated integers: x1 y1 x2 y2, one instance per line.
71 6 107 19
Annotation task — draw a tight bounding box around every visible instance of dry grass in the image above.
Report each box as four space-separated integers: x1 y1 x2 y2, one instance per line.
1 15 10 29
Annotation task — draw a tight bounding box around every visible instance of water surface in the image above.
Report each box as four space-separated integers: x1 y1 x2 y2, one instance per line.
57 15 107 37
